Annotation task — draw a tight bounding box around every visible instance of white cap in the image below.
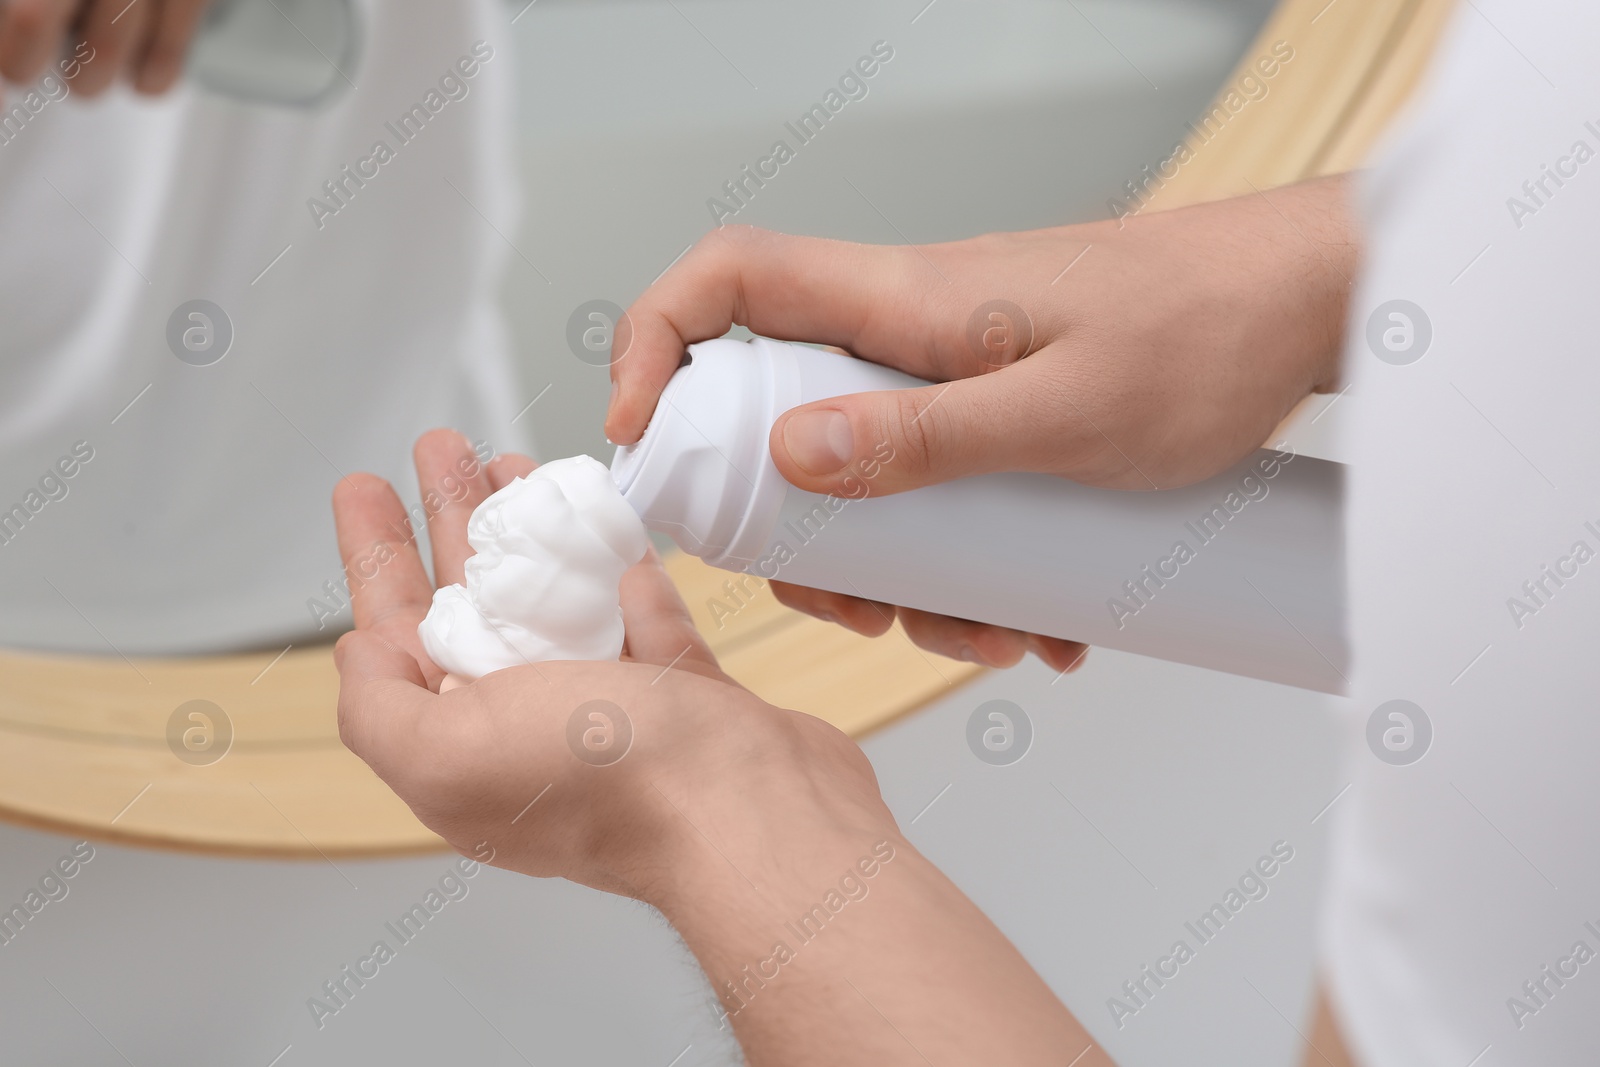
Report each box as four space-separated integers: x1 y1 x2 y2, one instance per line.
610 337 801 568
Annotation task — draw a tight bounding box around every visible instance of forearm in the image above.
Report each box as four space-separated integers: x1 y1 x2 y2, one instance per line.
648 777 1111 1066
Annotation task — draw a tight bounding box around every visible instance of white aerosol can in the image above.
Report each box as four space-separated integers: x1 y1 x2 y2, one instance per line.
610 338 1345 693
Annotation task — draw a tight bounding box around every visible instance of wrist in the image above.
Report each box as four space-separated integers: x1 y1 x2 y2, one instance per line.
634 713 902 917
1257 173 1361 392
648 796 912 1025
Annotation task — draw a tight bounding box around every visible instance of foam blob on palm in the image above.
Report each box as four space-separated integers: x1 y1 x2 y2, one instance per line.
418 455 649 682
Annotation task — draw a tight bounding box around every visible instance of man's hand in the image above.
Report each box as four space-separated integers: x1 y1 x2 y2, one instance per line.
607 176 1358 668
0 0 211 103
331 430 887 896
331 429 1111 1065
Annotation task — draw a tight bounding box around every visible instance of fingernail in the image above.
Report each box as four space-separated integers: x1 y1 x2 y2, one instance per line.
782 410 853 475
959 645 985 664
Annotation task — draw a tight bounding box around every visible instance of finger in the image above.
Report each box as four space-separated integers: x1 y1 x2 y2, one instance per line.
897 608 1030 668
331 472 435 639
334 630 432 770
485 453 537 490
71 0 150 95
412 429 495 588
0 0 74 85
768 581 895 637
132 0 208 93
619 546 722 676
607 226 955 445
768 355 1076 497
1031 636 1090 675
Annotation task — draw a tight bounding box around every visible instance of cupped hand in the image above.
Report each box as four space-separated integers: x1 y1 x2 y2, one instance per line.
331 430 893 902
605 176 1357 668
0 0 211 103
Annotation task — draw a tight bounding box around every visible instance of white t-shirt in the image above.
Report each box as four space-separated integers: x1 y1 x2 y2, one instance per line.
1325 2 1600 1063
0 0 527 655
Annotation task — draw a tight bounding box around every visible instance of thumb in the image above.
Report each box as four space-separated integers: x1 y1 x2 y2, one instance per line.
769 368 1043 497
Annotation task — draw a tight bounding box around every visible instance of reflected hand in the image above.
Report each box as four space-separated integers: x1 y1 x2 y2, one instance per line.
0 0 212 103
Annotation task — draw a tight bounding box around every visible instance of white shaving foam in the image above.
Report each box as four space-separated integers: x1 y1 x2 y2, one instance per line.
418 454 648 681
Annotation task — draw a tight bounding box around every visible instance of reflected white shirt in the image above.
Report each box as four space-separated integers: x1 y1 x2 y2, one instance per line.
0 0 528 655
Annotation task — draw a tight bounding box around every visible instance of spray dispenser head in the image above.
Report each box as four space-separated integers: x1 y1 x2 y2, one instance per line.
610 337 799 568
